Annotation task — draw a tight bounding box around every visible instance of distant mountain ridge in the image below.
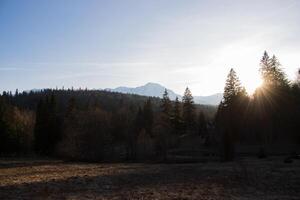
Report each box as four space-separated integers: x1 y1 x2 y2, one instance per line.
105 82 222 105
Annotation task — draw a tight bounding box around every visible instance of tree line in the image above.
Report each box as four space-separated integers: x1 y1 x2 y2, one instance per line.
0 86 213 161
0 51 299 161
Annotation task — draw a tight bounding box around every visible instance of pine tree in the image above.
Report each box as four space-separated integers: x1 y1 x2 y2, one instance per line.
182 87 196 132
217 68 247 161
222 68 246 107
256 51 291 144
260 51 289 88
172 97 182 134
161 89 172 117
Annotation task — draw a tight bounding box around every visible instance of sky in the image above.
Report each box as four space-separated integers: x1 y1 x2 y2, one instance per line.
0 0 300 96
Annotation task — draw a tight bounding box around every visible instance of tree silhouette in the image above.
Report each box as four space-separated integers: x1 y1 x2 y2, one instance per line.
172 97 182 135
222 68 246 107
217 68 247 161
260 51 289 88
182 87 196 133
161 89 172 117
255 51 291 145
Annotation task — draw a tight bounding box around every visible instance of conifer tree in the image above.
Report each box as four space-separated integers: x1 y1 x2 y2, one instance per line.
161 89 172 117
256 51 291 144
172 97 182 134
222 68 246 107
217 68 247 161
182 87 196 132
260 51 289 88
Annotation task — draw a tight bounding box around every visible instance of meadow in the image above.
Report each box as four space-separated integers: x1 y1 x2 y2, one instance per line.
0 157 299 200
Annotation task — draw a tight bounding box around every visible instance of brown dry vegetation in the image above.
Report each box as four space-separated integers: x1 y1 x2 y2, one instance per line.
0 157 299 200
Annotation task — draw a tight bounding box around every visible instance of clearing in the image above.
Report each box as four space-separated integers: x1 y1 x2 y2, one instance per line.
0 157 299 199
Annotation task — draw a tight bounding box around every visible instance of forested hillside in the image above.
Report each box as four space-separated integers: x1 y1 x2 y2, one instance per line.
0 87 216 160
0 52 300 162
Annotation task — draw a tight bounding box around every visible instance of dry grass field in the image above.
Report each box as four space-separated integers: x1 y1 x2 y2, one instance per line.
0 157 299 200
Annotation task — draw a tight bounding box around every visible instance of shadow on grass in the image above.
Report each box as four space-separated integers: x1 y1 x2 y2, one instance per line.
0 164 230 199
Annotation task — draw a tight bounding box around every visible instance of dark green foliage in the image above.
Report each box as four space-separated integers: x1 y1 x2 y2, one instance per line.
154 113 172 161
182 87 196 133
260 51 289 88
254 52 292 145
2 51 300 162
217 68 248 161
222 69 247 106
172 97 183 134
216 52 300 161
197 111 207 136
1 87 216 160
161 89 172 117
59 105 112 161
34 94 62 155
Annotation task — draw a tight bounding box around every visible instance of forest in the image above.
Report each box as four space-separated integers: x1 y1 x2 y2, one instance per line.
0 51 300 162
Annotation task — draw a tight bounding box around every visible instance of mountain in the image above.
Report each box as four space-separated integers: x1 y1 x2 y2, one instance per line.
194 93 223 105
105 82 222 105
106 82 179 100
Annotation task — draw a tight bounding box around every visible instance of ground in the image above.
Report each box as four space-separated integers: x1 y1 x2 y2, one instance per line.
0 157 299 200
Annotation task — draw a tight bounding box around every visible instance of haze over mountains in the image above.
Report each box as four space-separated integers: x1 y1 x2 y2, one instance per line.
106 82 222 105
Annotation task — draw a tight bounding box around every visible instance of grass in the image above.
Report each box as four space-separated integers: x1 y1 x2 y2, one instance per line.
0 157 299 199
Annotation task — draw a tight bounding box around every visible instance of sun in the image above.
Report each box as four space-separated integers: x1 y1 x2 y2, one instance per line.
238 67 263 95
243 76 263 95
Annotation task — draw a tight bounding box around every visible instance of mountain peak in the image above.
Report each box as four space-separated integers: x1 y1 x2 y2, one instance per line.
144 82 164 87
106 82 222 105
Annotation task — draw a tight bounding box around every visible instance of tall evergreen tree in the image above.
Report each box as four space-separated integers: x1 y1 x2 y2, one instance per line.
172 97 182 134
182 87 196 132
161 89 172 117
260 51 289 88
217 68 247 161
256 51 291 144
222 68 246 107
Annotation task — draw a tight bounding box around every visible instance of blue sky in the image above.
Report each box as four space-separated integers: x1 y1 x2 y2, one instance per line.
1 0 300 95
